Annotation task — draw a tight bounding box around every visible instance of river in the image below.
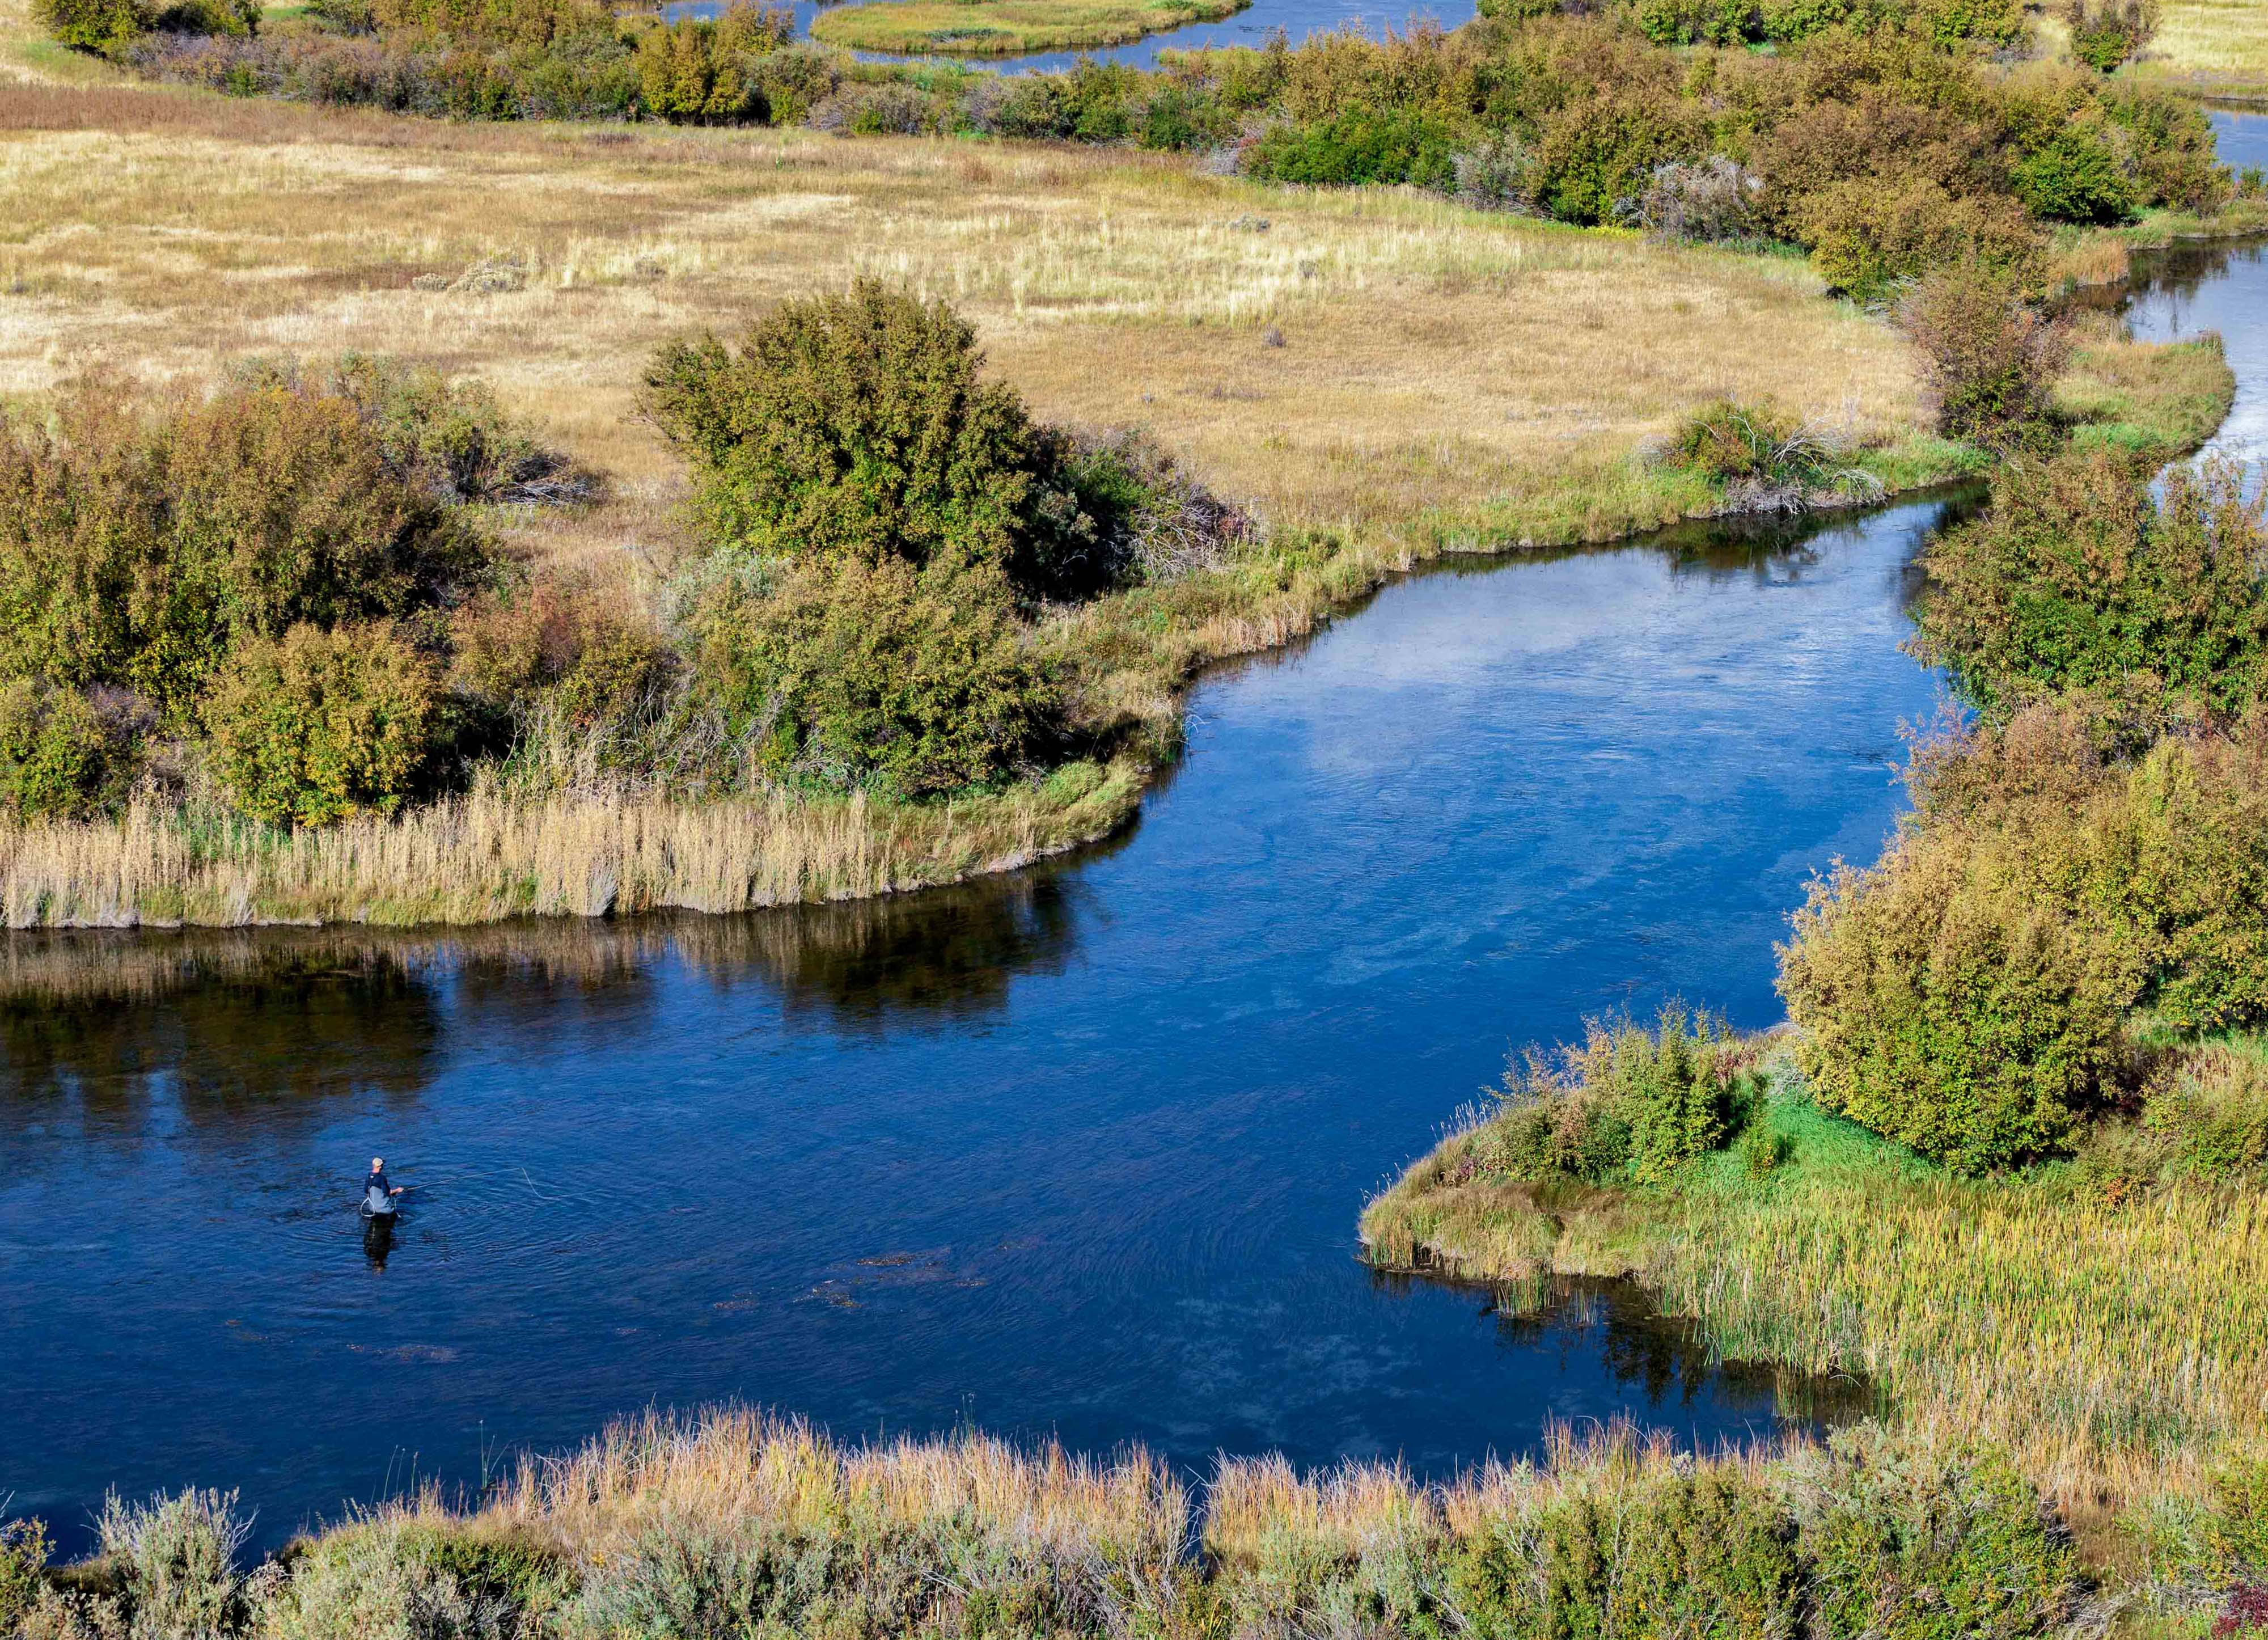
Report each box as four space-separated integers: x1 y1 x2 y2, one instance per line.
3 123 2261 1555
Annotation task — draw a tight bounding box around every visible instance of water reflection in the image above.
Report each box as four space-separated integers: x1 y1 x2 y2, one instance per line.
362 1210 397 1270
0 857 1106 1138
1 949 441 1120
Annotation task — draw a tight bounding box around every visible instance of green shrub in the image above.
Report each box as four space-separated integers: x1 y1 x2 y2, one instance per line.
1793 705 2268 1162
2142 1048 2268 1181
2104 82 2231 213
261 1513 574 1640
318 353 591 505
1136 81 1231 151
1757 0 1862 40
96 1488 249 1640
34 0 253 52
1907 705 2268 1035
1535 95 1702 225
1895 261 2067 446
1662 397 1873 505
554 615 672 730
1634 0 1759 47
1244 108 1462 190
1913 0 2026 42
0 1520 50 1633
0 679 127 821
1483 1006 1755 1185
371 0 610 47
2065 0 2157 69
696 557 1058 796
34 0 151 50
2012 119 2135 223
1795 1427 2076 1638
1779 840 2123 1173
1798 176 2040 303
636 4 790 124
0 376 489 724
644 281 1119 603
1908 453 2268 717
2206 1455 2268 1580
204 622 442 826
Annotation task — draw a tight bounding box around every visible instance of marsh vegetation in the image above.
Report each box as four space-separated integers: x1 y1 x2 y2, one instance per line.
0 1406 2099 1640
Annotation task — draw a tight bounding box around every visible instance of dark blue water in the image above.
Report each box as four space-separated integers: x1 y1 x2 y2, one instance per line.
3 163 2258 1556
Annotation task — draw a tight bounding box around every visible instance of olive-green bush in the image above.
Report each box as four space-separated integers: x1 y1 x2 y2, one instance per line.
33 0 256 54
1795 1427 2075 1638
645 281 1121 605
1782 838 2123 1173
0 1521 48 1634
2139 1047 2268 1182
2065 0 2157 69
636 3 795 124
1909 453 2268 717
95 1487 250 1640
696 557 1057 797
1783 701 2268 1170
1479 1006 1758 1186
0 680 127 822
204 623 442 826
0 378 487 725
1895 261 2068 447
2012 119 2136 223
257 1515 573 1640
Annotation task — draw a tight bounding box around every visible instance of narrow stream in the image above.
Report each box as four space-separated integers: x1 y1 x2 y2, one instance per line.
3 134 2261 1554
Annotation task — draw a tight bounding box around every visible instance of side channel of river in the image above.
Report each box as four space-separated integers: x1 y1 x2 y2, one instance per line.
4 164 2262 1553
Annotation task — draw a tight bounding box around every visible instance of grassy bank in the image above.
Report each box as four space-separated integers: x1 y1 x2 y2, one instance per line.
1361 1051 2268 1544
809 0 1247 54
0 1404 2103 1640
0 762 1143 927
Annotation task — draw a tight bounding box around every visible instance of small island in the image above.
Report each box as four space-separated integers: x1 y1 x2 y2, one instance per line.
809 0 1247 54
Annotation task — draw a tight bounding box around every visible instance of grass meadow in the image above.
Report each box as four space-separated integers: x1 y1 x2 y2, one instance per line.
2139 0 2268 96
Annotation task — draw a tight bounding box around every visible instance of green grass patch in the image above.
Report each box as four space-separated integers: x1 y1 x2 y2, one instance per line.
2057 331 2237 458
809 0 1245 53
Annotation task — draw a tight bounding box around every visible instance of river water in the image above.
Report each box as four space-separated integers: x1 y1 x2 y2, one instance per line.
3 133 2261 1554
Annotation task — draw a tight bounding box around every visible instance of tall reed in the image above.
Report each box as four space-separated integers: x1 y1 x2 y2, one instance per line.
0 766 1141 928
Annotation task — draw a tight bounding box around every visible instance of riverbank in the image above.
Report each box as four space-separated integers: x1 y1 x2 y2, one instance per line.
1358 1039 2268 1610
0 1404 2095 1640
1361 1045 2268 1493
0 57 1954 928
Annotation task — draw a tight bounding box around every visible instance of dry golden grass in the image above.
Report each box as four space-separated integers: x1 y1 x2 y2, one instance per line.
2138 0 2268 95
0 765 1143 927
0 74 1934 574
497 1406 1187 1563
808 0 1246 53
